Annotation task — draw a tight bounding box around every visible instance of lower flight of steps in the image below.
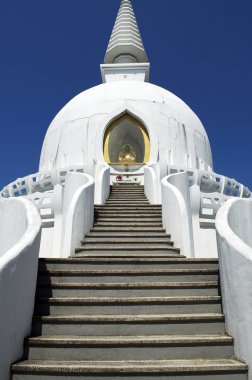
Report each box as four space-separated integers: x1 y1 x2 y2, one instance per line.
12 183 248 379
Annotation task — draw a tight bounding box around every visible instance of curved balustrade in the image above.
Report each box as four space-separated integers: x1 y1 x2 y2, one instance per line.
0 166 85 199
168 165 251 199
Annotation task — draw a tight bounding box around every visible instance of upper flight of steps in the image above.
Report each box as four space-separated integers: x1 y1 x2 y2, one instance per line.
12 183 247 380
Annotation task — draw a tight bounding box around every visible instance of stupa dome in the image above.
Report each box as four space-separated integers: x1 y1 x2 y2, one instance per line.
39 81 213 176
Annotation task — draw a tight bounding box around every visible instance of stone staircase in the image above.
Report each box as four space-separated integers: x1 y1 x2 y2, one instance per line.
12 183 247 379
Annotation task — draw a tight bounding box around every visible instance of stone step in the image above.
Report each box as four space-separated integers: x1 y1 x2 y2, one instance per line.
108 194 147 196
104 204 151 207
96 203 161 206
34 296 222 315
105 201 150 204
109 190 146 198
26 334 233 361
96 204 156 208
95 207 162 211
95 211 162 215
109 193 146 198
108 194 147 197
37 268 218 284
75 253 185 258
110 189 145 191
105 200 149 203
36 281 219 297
96 217 162 221
108 197 147 199
86 232 169 238
110 189 145 192
112 184 144 186
81 238 173 245
76 244 179 252
38 258 218 271
91 226 166 232
32 313 225 336
111 186 144 189
95 215 162 220
11 358 248 380
94 222 164 227
75 247 180 255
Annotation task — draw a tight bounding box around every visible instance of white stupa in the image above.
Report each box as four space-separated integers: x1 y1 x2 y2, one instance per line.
40 0 212 179
1 2 252 379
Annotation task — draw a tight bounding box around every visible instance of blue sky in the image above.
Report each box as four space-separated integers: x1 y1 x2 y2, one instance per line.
0 0 251 189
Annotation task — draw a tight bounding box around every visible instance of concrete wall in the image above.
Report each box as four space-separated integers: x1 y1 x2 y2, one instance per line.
95 163 110 205
61 172 94 257
161 172 194 257
216 198 252 379
144 163 160 204
0 198 41 380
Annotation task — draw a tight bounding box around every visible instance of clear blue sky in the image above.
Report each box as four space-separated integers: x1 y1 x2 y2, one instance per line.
0 0 251 189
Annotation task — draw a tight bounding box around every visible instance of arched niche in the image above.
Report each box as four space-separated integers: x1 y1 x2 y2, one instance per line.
103 114 150 170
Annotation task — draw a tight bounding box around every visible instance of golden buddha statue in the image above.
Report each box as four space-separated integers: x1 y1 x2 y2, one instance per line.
118 144 137 163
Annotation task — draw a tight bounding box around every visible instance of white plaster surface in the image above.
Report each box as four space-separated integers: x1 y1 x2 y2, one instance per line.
101 63 150 83
161 173 194 258
0 198 41 380
144 163 160 204
39 81 212 178
95 163 110 205
190 185 218 259
216 198 252 379
61 172 94 257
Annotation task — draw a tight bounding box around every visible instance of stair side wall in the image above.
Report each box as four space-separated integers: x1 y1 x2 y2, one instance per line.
0 198 41 380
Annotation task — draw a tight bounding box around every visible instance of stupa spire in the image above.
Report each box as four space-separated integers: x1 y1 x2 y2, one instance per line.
104 0 148 64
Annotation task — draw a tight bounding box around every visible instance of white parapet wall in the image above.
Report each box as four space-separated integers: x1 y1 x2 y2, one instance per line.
144 163 160 204
161 172 194 257
95 162 110 205
161 166 251 259
27 172 95 259
0 198 41 380
61 172 95 257
216 198 252 379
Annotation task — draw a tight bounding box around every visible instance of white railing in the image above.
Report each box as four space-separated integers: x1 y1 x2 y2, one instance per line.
26 173 94 258
199 192 229 220
168 165 251 199
0 165 108 259
28 191 54 227
163 166 251 259
0 166 85 199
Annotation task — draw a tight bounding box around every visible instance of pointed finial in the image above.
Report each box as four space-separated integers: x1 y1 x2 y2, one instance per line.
104 0 148 64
